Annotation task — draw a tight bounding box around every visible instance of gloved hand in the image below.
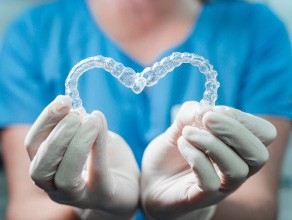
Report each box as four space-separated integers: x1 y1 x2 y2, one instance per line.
141 101 277 220
25 95 139 219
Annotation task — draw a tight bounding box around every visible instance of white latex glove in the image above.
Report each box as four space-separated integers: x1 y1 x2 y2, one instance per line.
25 95 139 219
141 101 277 220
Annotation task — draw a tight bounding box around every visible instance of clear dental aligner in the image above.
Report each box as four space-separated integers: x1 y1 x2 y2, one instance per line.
65 52 220 117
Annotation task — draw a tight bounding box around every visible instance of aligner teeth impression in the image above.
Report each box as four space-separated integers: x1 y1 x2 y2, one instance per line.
65 52 220 116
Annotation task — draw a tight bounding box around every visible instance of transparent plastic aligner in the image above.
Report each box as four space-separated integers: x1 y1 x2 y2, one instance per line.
65 52 220 118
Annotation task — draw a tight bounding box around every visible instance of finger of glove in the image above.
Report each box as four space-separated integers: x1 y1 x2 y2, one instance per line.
53 112 101 203
182 126 249 193
203 112 269 176
165 101 200 143
25 95 71 160
29 113 82 192
87 111 112 191
213 106 277 146
177 136 221 194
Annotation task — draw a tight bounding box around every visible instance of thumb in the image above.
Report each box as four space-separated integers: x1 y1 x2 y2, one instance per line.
87 111 113 189
165 101 201 143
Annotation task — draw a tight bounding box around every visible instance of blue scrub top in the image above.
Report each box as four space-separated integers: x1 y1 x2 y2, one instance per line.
0 1 292 218
1 0 292 165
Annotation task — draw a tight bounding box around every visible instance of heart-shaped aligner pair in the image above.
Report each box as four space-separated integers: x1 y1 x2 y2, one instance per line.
65 52 220 116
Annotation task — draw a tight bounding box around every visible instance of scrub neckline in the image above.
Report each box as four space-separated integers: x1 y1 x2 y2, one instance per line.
82 0 206 69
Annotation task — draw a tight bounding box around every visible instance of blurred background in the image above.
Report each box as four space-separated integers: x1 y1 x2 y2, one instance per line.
0 0 291 219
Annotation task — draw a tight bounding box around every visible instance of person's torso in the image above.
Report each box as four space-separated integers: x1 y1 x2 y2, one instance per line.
30 0 260 166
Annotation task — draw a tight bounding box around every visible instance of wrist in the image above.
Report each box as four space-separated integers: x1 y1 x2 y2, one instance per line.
142 205 217 220
178 205 217 220
77 208 135 220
